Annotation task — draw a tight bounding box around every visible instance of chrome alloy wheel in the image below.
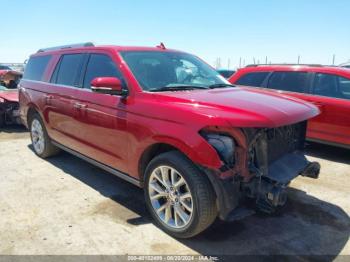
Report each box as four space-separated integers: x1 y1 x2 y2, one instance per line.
31 119 45 155
148 166 193 229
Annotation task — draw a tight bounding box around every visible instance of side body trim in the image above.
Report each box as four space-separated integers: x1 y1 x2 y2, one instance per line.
51 141 142 187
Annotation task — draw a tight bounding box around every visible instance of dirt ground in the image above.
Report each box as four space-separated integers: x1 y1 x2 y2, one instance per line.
0 126 349 259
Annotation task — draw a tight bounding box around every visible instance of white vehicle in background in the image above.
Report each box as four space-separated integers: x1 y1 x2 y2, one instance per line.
339 62 350 69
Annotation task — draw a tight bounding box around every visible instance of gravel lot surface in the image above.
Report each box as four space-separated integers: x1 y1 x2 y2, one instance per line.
0 126 349 259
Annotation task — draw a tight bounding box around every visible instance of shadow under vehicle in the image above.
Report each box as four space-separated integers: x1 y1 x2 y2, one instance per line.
31 145 349 260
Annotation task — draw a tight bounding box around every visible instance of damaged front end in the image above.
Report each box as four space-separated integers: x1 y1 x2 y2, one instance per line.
242 121 320 213
201 121 320 221
0 95 21 127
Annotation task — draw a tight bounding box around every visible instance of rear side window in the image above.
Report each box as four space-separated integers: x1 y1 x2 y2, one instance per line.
313 73 350 99
83 54 123 89
235 72 269 87
54 54 85 86
23 55 51 81
267 72 308 93
338 77 350 99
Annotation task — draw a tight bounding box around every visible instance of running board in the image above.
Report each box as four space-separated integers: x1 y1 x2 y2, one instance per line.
51 141 142 187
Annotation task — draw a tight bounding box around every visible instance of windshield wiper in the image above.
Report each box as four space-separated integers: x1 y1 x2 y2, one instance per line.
148 85 209 92
209 83 235 89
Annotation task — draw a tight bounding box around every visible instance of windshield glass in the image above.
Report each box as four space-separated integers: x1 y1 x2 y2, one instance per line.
120 51 230 91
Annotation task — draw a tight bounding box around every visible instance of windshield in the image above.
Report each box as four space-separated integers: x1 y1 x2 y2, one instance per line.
120 51 230 91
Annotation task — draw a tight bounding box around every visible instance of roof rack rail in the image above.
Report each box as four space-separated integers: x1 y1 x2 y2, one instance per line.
245 63 323 67
37 42 94 53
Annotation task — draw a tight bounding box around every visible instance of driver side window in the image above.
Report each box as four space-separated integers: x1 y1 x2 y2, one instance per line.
83 54 124 89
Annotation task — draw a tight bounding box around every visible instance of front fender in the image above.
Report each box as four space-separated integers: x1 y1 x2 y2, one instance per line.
151 134 222 169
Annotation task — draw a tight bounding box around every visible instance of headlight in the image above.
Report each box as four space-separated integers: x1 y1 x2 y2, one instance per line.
204 133 235 167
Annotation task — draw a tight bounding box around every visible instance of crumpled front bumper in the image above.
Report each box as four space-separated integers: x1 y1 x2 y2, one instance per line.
252 152 320 213
203 151 320 221
266 152 320 184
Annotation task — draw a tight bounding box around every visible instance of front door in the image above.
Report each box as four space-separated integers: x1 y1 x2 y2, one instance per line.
72 53 130 173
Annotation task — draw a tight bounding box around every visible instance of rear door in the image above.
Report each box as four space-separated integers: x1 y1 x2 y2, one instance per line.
306 73 350 146
71 52 130 173
46 53 86 147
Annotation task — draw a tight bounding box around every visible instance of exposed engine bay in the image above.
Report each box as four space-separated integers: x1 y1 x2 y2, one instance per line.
202 121 320 221
243 121 320 213
0 99 20 127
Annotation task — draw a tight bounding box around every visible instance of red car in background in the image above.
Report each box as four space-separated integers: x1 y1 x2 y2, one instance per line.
0 67 22 127
229 65 350 149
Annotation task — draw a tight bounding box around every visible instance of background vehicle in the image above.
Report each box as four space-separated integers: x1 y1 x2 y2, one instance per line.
216 69 235 79
229 64 350 149
0 69 22 127
0 68 22 89
20 43 319 238
339 63 350 69
0 65 12 70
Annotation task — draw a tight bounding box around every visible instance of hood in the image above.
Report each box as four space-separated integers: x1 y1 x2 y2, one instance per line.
0 90 19 102
153 87 319 128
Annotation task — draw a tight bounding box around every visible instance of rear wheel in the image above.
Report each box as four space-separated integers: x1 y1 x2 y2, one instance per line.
29 113 60 158
144 151 217 238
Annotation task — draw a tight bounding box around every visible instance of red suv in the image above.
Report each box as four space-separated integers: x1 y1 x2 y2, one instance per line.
19 43 320 238
229 65 350 149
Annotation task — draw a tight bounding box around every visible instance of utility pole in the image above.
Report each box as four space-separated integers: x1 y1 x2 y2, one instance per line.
265 56 268 64
253 57 256 64
297 55 300 64
239 57 242 68
227 58 231 69
216 57 221 69
332 54 336 65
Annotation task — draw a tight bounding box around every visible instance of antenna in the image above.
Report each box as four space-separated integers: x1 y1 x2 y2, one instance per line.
156 42 166 50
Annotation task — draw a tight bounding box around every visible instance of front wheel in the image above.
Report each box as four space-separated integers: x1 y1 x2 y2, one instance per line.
144 151 217 238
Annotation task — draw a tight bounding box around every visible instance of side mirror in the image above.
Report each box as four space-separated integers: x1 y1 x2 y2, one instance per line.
91 77 128 96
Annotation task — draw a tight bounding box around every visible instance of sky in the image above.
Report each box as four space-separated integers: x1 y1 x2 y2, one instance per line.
2 0 350 68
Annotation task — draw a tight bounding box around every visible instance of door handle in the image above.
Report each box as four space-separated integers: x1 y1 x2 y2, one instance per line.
73 102 88 110
44 94 53 104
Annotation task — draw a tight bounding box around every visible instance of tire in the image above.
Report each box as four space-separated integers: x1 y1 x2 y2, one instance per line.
29 113 60 158
144 151 217 238
0 112 4 128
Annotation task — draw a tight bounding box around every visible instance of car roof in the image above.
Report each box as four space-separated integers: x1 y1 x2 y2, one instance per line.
236 64 350 76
